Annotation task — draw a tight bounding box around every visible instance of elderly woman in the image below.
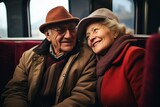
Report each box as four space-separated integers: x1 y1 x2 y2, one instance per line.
77 8 145 107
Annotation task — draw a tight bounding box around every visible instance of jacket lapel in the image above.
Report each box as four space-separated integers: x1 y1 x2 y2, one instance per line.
55 51 79 104
28 54 45 102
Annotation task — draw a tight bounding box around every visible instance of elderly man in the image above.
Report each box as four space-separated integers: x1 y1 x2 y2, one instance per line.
1 6 97 107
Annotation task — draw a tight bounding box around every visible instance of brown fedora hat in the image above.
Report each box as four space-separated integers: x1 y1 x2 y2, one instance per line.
39 6 80 33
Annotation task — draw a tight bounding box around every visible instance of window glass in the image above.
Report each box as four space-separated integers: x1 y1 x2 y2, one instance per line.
30 0 69 38
113 0 134 32
0 2 7 38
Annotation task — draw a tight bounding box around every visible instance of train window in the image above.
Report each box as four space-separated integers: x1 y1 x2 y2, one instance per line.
30 0 69 38
0 2 7 38
113 0 134 32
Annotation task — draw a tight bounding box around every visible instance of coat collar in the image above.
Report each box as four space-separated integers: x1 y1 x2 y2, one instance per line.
33 38 50 55
33 38 80 60
112 43 130 64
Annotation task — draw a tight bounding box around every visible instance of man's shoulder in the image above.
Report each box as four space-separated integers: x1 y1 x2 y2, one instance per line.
24 45 38 54
80 43 94 53
22 45 39 58
77 43 95 60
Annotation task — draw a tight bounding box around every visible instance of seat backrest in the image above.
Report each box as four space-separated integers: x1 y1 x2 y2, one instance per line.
0 40 41 95
139 33 160 107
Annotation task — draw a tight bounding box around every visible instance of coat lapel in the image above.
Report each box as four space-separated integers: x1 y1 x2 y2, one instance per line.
55 51 79 104
28 54 45 102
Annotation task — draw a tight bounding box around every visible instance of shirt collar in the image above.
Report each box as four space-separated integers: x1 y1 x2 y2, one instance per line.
49 45 65 59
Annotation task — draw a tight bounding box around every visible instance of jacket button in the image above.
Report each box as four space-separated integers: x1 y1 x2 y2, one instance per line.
62 74 65 77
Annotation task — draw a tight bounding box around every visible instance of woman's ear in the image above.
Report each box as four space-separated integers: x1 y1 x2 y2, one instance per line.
113 31 119 39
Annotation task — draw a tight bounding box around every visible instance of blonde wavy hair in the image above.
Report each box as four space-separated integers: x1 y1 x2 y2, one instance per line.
100 18 133 36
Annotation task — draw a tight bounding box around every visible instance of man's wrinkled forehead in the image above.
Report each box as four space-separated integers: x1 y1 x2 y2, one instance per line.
44 21 76 32
51 21 76 29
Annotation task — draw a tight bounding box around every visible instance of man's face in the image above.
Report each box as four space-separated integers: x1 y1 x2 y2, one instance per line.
45 22 77 56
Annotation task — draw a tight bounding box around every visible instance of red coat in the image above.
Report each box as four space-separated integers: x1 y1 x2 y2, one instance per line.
100 44 145 107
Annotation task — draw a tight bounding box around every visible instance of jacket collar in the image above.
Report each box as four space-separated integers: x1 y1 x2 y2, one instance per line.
112 43 130 64
33 38 50 55
33 38 80 61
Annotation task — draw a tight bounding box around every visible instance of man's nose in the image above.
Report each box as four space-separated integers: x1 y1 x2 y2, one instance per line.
64 29 72 38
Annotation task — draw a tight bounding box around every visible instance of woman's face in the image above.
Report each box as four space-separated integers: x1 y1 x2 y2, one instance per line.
86 23 116 54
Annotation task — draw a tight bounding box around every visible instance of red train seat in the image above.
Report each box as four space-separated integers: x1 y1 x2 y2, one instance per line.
139 33 160 107
0 39 41 95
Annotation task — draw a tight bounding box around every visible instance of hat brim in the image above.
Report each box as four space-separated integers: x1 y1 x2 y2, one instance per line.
39 17 80 33
77 17 105 40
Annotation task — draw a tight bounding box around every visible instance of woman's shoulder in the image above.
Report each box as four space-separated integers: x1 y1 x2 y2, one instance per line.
126 45 145 58
123 45 145 71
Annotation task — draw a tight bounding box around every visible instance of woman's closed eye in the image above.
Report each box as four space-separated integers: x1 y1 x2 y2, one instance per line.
86 28 100 40
93 28 99 33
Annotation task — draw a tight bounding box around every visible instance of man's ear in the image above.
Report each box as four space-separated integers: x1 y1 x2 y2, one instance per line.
45 30 51 41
